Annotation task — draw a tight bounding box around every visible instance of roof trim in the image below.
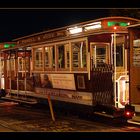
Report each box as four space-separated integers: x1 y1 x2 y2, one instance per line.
127 23 140 28
13 16 140 41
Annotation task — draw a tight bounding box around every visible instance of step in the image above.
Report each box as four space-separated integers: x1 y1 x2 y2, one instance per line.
127 104 140 125
127 119 140 125
1 97 38 104
132 104 140 112
132 115 140 122
127 114 140 125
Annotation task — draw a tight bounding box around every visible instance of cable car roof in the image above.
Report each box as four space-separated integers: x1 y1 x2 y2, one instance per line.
13 16 140 41
127 23 140 28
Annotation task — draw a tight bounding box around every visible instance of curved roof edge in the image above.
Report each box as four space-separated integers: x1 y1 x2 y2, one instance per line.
13 16 140 41
127 23 140 28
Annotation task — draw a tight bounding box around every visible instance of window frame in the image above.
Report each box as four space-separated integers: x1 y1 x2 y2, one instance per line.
71 38 88 71
32 37 88 73
115 35 126 71
44 45 55 71
90 42 110 67
33 46 44 71
55 42 70 71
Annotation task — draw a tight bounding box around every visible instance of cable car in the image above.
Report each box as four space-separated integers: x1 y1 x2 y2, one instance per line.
0 16 140 119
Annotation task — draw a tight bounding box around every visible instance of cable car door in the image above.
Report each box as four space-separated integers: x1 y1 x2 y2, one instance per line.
90 42 114 106
4 48 33 97
17 48 33 93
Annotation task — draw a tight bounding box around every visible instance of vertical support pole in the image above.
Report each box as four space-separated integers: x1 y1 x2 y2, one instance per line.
48 94 55 122
0 54 1 89
87 52 90 80
94 45 97 68
24 48 27 98
114 32 117 107
125 47 129 104
4 53 7 90
55 45 57 71
111 34 114 65
80 42 83 68
69 42 72 72
16 50 19 97
9 52 11 95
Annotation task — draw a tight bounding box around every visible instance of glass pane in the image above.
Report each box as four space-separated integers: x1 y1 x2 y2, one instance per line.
116 45 123 66
25 57 30 71
65 44 70 68
96 47 106 64
45 48 49 67
45 46 55 68
34 48 43 69
82 42 87 67
6 54 11 77
72 40 86 68
52 47 55 68
58 45 65 68
18 57 29 72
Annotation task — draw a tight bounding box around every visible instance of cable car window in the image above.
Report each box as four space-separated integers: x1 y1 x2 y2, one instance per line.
91 43 109 68
45 46 55 69
72 40 86 69
65 44 70 68
96 47 106 64
58 45 65 68
116 45 123 67
57 43 69 69
34 48 43 69
45 48 49 67
18 57 30 72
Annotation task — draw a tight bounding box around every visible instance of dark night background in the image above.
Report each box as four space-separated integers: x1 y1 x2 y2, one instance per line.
0 8 140 43
0 9 112 42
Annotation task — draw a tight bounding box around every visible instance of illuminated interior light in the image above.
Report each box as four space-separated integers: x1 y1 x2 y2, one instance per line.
85 24 101 30
127 22 130 25
113 26 117 30
84 21 101 26
84 22 101 31
68 27 82 34
37 48 42 51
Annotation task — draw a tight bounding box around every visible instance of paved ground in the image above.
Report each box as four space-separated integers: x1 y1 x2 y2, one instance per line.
0 100 140 132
